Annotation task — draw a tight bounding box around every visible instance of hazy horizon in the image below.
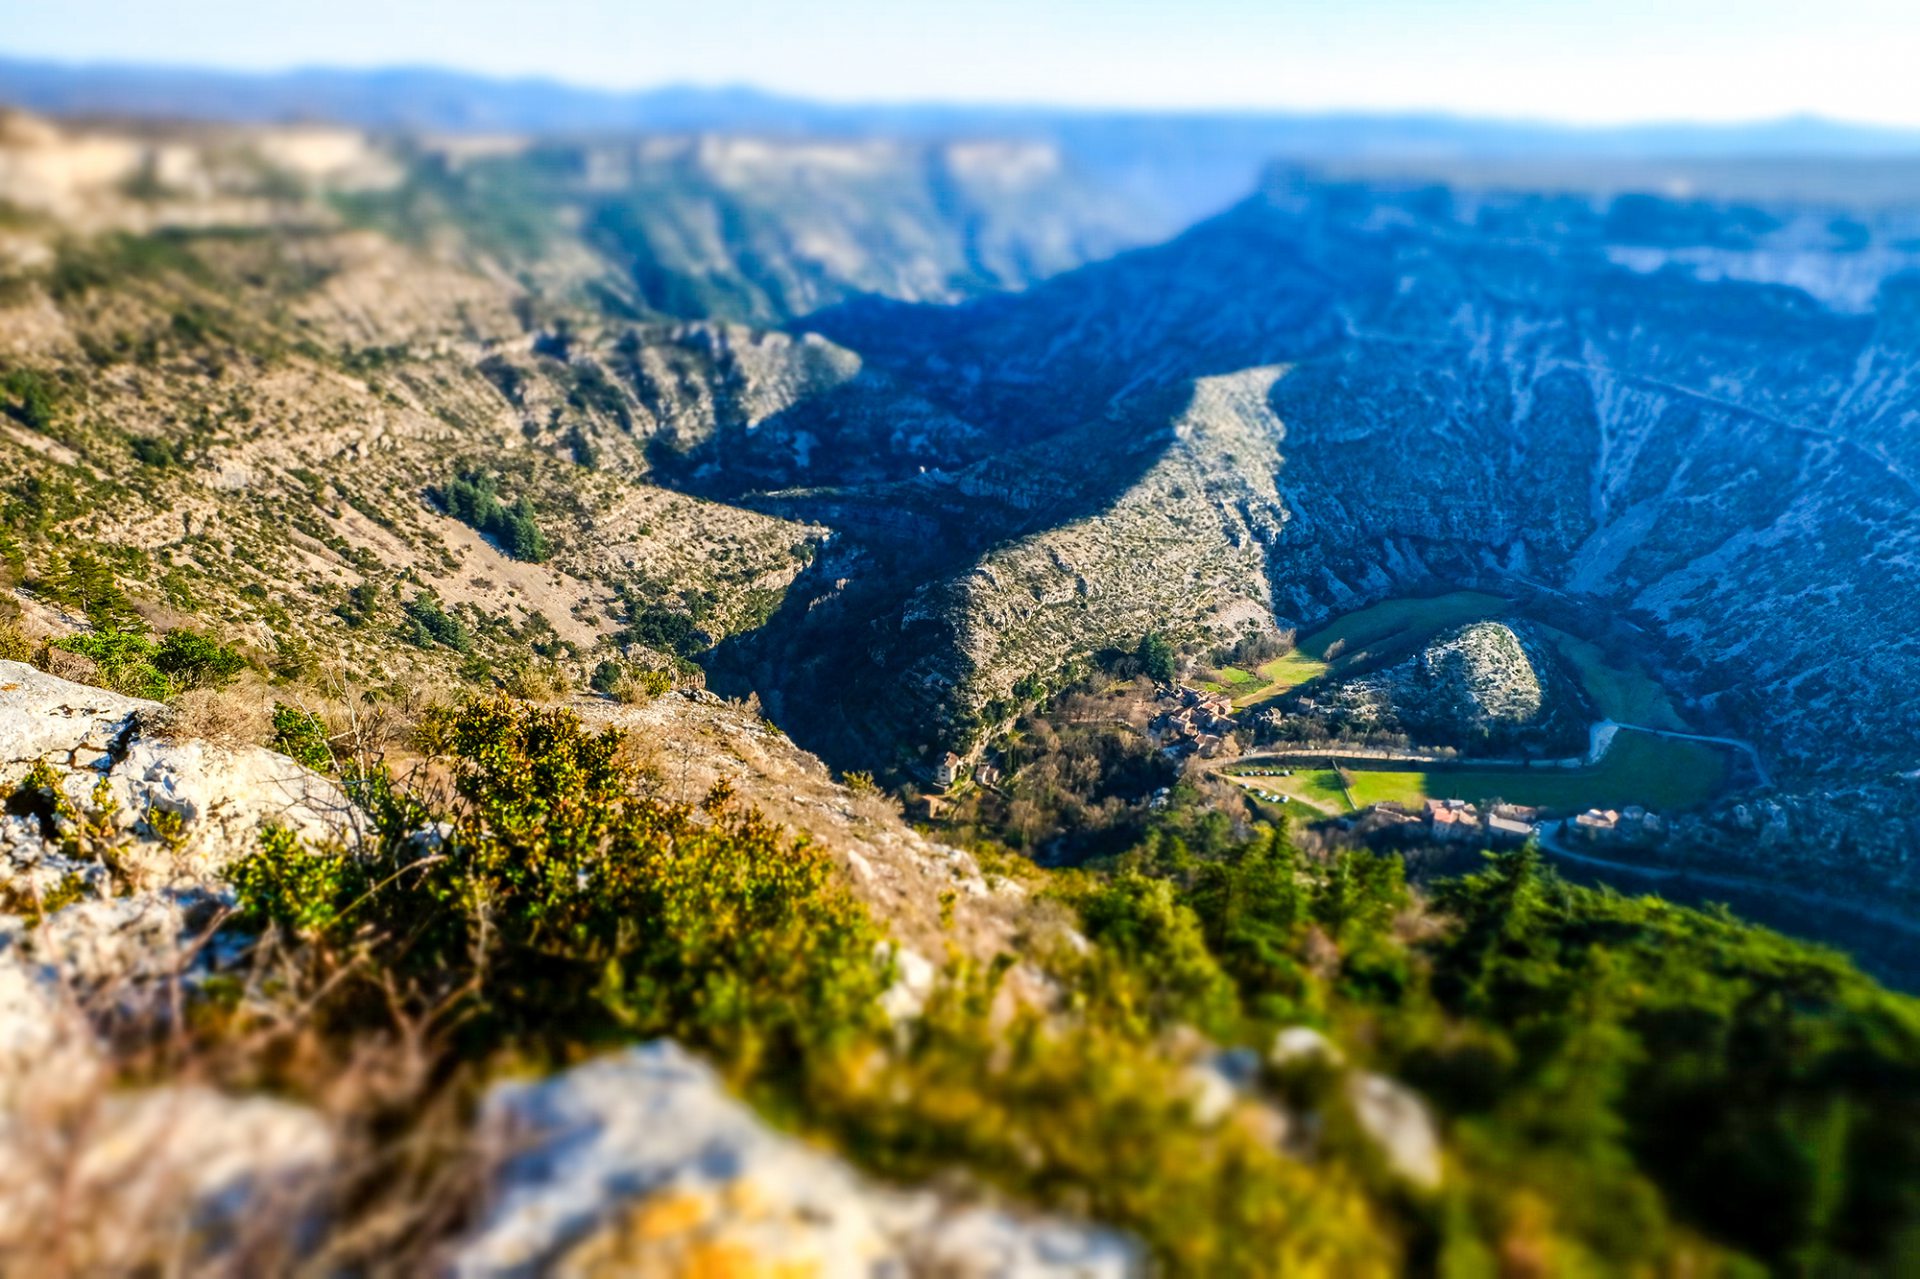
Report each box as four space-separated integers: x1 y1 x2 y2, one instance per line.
5 0 1917 129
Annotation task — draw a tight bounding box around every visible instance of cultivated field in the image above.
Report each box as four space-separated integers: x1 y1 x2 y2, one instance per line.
1239 729 1728 816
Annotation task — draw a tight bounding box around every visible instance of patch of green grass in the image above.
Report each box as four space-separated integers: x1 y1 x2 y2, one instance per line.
1536 625 1687 730
1303 590 1509 677
1231 769 1355 813
1221 591 1509 710
1197 665 1268 700
1233 650 1330 707
1341 769 1430 809
1334 730 1728 815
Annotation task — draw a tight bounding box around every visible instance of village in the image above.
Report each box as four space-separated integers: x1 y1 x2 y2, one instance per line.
918 679 1671 856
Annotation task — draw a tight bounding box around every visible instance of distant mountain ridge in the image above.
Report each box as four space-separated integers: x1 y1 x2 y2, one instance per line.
9 56 1920 229
8 56 1920 153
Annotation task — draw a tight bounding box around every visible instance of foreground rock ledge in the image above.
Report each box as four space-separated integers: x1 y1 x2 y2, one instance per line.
457 1040 1142 1279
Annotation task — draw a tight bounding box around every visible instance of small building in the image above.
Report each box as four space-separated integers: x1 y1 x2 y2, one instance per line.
1486 814 1534 846
932 751 964 788
1572 808 1621 841
973 762 1003 787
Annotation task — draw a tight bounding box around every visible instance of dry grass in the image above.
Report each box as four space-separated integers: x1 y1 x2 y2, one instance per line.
0 907 490 1278
147 684 274 748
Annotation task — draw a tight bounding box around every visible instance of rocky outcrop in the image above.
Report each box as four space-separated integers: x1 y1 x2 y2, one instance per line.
0 661 346 1266
1299 621 1589 756
0 660 357 888
457 1040 1141 1278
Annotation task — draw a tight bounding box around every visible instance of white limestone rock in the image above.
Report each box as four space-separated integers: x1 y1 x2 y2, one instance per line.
0 659 150 773
1345 1071 1443 1191
1269 1025 1344 1069
457 1040 1141 1278
0 659 357 887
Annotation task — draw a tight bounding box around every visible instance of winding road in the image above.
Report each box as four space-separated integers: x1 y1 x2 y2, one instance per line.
1587 719 1772 787
1537 820 1920 939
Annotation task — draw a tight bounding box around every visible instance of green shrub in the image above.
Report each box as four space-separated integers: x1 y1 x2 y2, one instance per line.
228 824 362 933
0 369 61 432
129 435 184 468
432 469 551 563
269 703 334 773
53 628 167 699
152 629 246 689
233 698 891 1070
401 592 472 653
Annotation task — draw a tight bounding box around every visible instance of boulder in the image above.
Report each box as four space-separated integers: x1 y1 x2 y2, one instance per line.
1345 1071 1443 1190
456 1040 1141 1278
0 659 356 886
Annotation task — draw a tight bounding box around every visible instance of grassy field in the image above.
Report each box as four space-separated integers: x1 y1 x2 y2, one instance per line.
1305 590 1509 677
1230 771 1351 814
1195 664 1271 701
1347 731 1726 813
1213 590 1510 709
1236 731 1728 816
1536 625 1688 730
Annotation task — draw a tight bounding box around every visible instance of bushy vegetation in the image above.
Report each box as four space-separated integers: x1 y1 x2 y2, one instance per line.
400 591 473 653
148 699 1920 1275
233 699 891 1072
0 368 62 432
1064 798 1920 1273
432 468 551 563
51 624 246 700
269 702 335 773
218 700 1396 1273
590 658 674 702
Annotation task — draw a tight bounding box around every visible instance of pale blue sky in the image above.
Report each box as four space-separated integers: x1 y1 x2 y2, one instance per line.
5 0 1917 125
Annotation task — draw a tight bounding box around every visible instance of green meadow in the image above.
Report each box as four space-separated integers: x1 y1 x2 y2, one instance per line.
1207 589 1510 709
1236 729 1727 817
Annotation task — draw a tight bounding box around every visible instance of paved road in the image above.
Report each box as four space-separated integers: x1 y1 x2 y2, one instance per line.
1538 820 1920 937
1240 719 1771 787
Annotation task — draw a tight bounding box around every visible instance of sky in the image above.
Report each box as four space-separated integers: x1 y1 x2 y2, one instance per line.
5 0 1919 127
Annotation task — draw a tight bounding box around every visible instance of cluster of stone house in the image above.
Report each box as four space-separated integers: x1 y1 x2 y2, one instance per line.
1151 686 1241 759
1423 798 1536 846
929 750 1004 791
1570 805 1665 845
